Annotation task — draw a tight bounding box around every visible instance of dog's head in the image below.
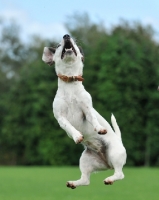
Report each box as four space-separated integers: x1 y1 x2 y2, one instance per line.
42 34 84 67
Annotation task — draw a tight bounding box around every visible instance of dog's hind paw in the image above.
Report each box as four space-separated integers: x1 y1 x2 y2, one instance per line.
66 182 76 189
104 180 113 185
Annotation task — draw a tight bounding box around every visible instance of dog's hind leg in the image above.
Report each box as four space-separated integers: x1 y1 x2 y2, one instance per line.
67 149 106 189
104 148 126 185
104 166 125 185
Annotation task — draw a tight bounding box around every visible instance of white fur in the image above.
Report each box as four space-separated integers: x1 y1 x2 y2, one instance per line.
42 36 126 189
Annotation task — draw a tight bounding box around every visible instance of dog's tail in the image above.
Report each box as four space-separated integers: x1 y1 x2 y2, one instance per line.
111 114 121 139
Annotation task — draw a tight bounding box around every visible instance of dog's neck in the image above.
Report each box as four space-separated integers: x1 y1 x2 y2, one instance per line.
55 59 83 76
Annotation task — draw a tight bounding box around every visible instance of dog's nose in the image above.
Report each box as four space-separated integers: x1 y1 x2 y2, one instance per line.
63 34 70 40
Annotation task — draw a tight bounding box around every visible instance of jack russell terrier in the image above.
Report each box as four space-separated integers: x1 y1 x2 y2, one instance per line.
42 34 126 189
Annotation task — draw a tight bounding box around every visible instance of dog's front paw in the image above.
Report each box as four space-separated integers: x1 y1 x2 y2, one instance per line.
73 133 84 144
75 135 84 144
98 129 107 135
66 182 76 189
95 125 107 135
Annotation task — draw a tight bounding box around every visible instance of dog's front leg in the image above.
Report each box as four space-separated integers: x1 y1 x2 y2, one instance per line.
79 91 107 134
84 107 107 134
57 116 84 143
53 98 83 144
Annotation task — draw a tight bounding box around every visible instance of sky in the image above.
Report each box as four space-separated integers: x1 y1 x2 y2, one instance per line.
0 0 159 41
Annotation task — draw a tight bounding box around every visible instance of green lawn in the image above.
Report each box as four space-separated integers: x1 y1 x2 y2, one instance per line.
0 167 158 200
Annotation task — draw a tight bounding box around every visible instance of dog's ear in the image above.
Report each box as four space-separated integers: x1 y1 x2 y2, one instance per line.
78 46 84 62
42 47 55 66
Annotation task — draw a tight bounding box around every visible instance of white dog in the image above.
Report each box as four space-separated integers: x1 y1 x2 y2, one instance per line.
42 34 126 189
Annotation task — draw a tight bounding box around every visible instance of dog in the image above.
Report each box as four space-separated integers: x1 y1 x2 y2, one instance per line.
42 34 126 189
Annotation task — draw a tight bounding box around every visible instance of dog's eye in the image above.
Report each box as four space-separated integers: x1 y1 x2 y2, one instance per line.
57 44 61 48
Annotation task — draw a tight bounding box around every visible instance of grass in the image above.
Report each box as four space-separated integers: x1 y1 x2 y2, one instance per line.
0 167 158 200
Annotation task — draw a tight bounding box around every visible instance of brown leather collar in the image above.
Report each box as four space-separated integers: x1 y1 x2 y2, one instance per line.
57 74 84 82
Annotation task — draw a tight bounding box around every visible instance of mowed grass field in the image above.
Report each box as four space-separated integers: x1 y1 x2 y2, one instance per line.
0 167 158 200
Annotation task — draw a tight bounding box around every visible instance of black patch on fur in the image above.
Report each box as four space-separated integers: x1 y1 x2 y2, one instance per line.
48 47 56 53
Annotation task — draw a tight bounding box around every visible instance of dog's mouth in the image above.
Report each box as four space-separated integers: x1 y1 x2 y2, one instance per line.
61 35 77 59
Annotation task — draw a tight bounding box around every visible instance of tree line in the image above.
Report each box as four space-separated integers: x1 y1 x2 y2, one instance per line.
0 14 159 166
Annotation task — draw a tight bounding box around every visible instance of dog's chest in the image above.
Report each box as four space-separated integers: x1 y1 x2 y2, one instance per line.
65 94 84 125
55 83 96 136
56 84 85 125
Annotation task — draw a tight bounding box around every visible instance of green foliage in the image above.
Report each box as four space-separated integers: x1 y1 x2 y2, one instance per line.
0 15 159 166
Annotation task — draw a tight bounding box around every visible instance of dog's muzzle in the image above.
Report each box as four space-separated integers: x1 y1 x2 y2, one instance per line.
61 34 77 59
